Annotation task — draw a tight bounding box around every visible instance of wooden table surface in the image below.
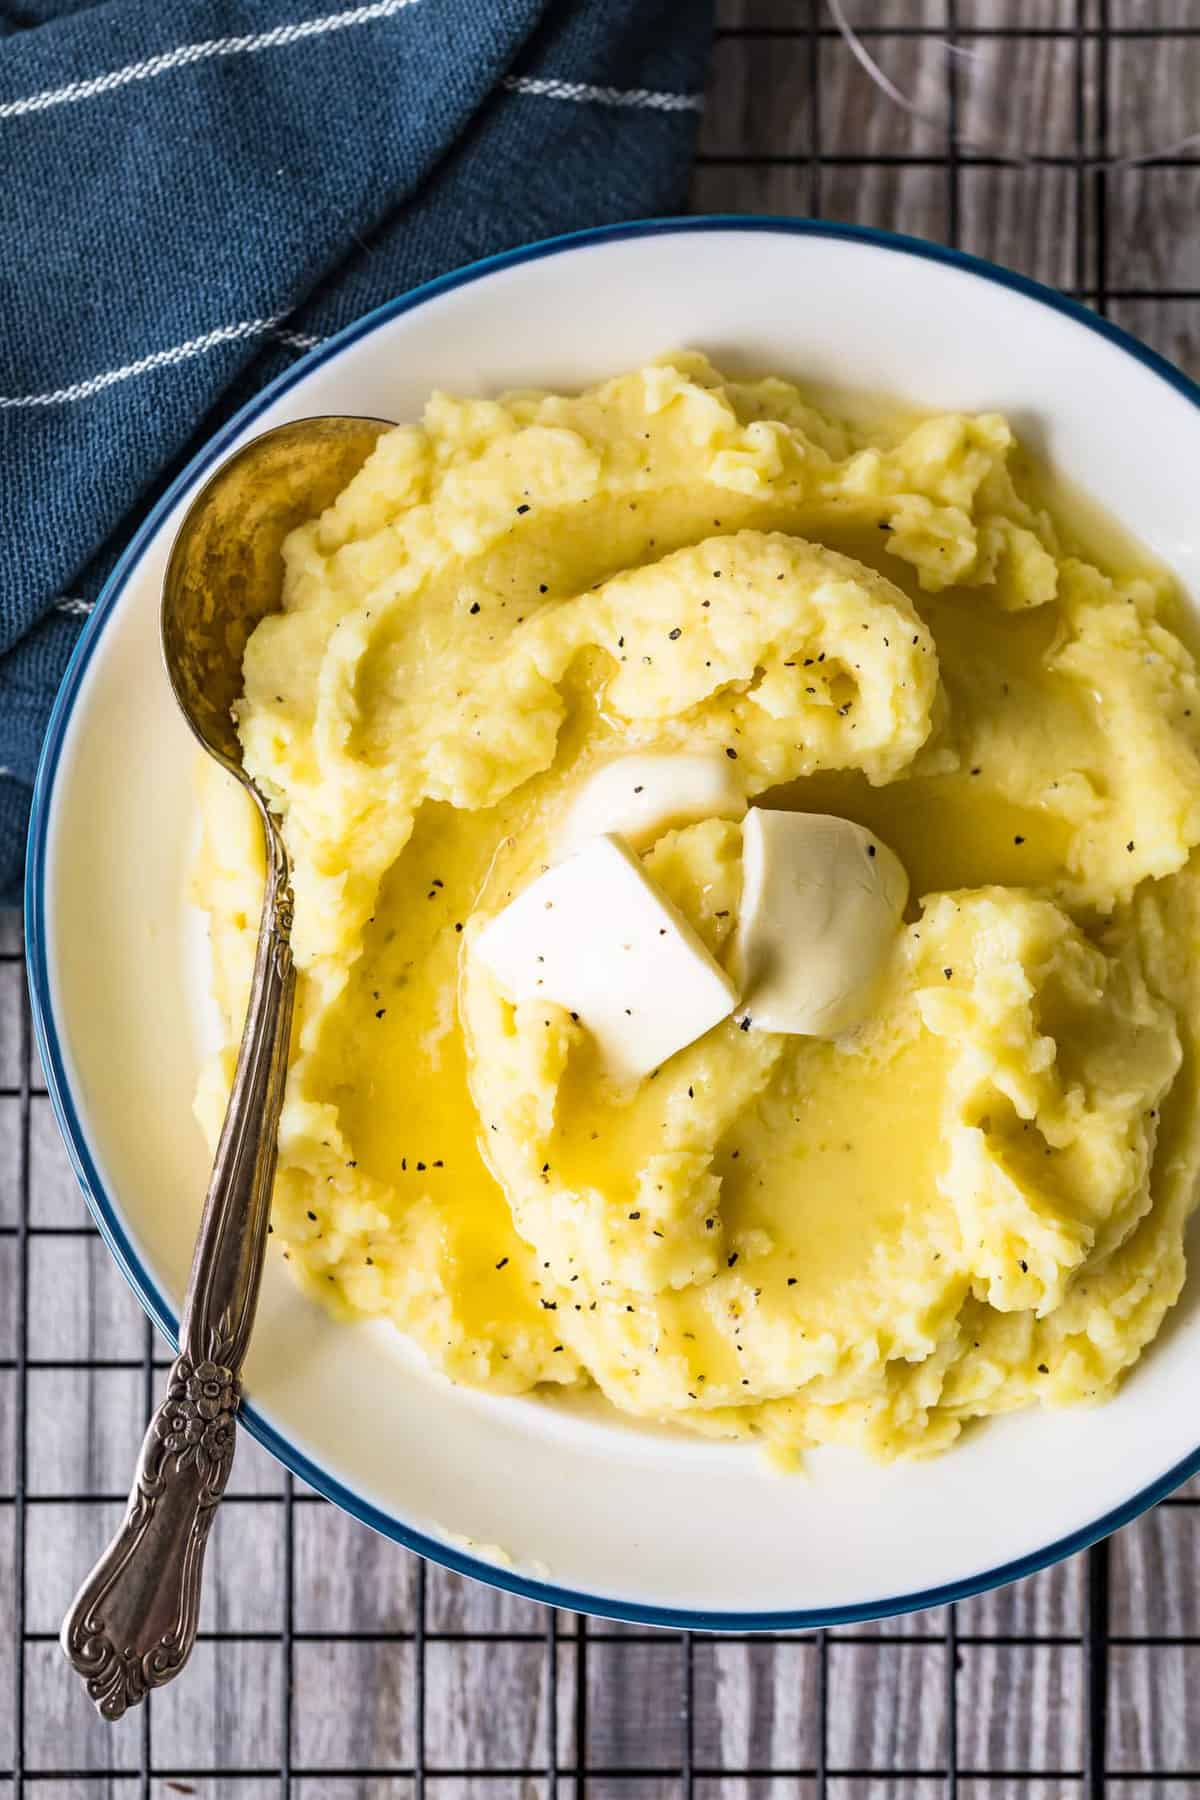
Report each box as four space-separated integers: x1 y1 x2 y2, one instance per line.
5 2 1200 1792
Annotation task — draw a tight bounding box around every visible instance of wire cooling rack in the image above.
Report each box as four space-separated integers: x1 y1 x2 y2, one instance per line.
5 1 1200 1791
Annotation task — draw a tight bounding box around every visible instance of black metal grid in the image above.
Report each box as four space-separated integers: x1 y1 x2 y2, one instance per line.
3 1 1198 1790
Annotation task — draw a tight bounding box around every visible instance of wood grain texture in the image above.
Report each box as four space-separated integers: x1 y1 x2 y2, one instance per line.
955 1557 1083 1639
826 1644 946 1771
1109 298 1200 378
293 1501 417 1634
1111 1507 1200 1638
7 0 1200 1789
1108 1647 1200 1773
957 1646 1085 1772
691 1640 818 1769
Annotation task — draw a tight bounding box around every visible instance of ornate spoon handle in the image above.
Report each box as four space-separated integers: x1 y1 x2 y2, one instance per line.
61 804 295 1719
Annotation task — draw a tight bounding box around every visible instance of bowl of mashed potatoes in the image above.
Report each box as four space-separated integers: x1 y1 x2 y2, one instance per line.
28 220 1200 1626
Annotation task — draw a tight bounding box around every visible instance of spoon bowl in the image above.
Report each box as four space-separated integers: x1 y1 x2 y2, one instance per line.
162 414 393 774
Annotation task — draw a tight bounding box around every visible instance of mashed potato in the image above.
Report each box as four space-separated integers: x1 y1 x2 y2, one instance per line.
193 354 1200 1460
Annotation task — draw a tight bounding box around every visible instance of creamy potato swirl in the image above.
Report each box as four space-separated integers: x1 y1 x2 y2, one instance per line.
194 355 1200 1460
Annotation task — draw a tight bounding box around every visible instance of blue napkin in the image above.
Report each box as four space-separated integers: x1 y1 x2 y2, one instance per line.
0 0 711 903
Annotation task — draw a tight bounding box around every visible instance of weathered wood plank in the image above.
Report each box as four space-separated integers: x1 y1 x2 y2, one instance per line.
1108 1645 1200 1772
957 166 1081 290
292 1783 414 1800
957 1645 1085 1772
691 1639 818 1770
25 1366 146 1498
952 1785 1083 1800
424 1560 549 1637
293 1499 417 1634
583 1640 685 1771
956 1558 1083 1638
825 1784 945 1800
695 1781 818 1800
422 1641 553 1771
1111 1507 1200 1637
287 1641 413 1772
24 1232 146 1362
22 1638 144 1776
1109 168 1200 290
825 1642 946 1770
0 963 23 1090
0 1094 20 1228
0 1505 13 1771
1108 298 1200 376
828 1605 947 1641
29 1094 91 1225
151 1640 286 1772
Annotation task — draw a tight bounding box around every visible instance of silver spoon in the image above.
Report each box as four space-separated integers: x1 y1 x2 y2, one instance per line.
60 414 393 1719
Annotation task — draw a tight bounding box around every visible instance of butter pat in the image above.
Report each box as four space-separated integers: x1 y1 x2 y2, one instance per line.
473 834 738 1081
561 753 745 854
733 809 908 1037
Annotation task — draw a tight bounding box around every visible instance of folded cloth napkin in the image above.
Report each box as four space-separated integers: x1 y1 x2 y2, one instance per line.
0 0 712 903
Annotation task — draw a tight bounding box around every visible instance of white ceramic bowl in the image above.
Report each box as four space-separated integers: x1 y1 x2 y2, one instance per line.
28 219 1200 1628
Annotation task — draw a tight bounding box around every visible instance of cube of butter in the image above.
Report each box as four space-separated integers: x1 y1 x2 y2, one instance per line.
472 834 738 1082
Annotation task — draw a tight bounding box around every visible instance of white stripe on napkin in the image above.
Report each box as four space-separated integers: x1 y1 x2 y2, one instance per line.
500 74 703 113
0 0 419 121
0 317 319 408
54 598 96 616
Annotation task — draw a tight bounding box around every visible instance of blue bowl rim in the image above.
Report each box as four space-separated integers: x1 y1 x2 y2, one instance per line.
25 212 1200 1632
